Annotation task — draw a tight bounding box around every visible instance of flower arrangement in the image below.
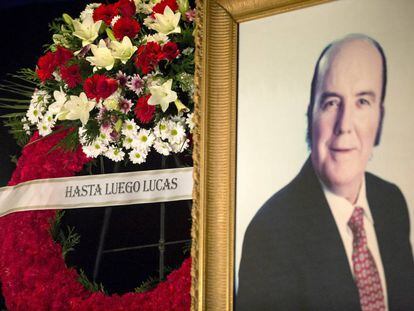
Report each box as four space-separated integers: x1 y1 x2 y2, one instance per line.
3 0 195 165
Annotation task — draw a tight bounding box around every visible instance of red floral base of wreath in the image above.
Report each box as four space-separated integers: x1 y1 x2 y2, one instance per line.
0 130 191 311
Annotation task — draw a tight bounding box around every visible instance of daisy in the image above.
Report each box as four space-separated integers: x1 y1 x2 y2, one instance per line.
119 97 133 114
37 119 53 136
186 112 195 133
154 118 169 140
82 139 108 158
122 119 139 136
153 138 172 156
129 148 148 164
171 138 189 153
116 71 129 87
127 74 145 95
105 145 125 162
167 121 186 144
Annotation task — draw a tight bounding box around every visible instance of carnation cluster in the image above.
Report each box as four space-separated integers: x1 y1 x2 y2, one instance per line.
0 131 191 310
23 0 195 165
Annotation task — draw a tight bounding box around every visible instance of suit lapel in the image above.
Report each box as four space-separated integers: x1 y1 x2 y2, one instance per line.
299 160 361 310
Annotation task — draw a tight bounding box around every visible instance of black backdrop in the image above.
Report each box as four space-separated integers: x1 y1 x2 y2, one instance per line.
0 1 192 307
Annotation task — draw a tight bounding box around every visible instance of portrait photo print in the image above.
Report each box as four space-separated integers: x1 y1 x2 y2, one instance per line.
236 0 414 309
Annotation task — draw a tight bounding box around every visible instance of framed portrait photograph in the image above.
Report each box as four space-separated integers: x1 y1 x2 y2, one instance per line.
193 0 414 310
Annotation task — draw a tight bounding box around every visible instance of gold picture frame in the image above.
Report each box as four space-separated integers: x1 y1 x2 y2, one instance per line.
191 0 331 310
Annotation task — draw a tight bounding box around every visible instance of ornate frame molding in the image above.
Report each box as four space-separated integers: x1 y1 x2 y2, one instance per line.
191 1 331 310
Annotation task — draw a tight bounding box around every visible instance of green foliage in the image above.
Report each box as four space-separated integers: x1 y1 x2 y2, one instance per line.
49 210 65 242
134 276 159 293
52 127 80 152
49 211 80 259
78 269 106 293
3 118 30 147
82 119 100 145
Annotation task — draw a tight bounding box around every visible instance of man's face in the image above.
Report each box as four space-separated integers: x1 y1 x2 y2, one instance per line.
311 40 382 193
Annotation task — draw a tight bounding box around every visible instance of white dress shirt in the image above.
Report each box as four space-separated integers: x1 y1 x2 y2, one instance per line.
322 178 388 310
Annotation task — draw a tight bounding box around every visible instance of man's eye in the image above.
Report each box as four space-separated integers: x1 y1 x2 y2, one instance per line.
357 98 371 106
322 99 339 110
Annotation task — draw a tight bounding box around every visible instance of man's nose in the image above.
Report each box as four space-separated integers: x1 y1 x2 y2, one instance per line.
334 102 353 135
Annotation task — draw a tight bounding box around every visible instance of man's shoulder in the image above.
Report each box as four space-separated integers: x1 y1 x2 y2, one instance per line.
248 167 316 232
365 171 404 197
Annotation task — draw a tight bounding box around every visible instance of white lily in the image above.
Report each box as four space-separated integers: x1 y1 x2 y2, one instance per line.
110 37 138 64
86 39 115 71
148 79 177 112
48 88 67 116
147 6 181 35
72 15 102 46
60 92 96 125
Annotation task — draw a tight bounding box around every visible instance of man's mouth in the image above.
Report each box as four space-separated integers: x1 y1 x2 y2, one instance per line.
329 147 356 153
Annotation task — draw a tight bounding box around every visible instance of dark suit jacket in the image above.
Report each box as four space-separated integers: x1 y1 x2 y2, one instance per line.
237 159 414 310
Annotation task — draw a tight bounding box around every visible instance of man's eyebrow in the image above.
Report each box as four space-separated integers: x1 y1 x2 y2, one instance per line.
356 91 376 100
319 92 341 101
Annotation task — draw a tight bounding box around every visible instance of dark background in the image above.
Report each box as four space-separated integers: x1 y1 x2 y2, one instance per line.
0 0 192 307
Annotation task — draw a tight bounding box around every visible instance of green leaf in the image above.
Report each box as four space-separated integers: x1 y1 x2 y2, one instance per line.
0 104 29 109
78 269 106 293
0 112 27 118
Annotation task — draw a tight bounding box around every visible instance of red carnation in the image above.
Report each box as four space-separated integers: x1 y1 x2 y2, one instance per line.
60 64 82 89
134 42 163 74
152 0 178 14
36 51 56 82
113 17 141 41
162 41 180 61
93 3 117 25
53 46 73 66
115 0 136 17
134 95 155 124
84 74 118 101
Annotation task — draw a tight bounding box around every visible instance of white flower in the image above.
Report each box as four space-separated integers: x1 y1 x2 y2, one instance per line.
31 89 50 106
26 104 44 125
110 36 138 64
134 0 160 14
122 119 139 136
154 118 170 140
143 33 169 44
103 93 120 111
86 39 115 70
37 114 54 136
82 139 108 158
147 6 181 35
122 134 137 150
72 15 102 46
98 131 112 145
61 92 96 125
129 148 148 164
48 88 67 116
126 74 145 95
52 71 63 82
186 112 195 133
37 121 53 136
105 145 125 162
21 117 31 135
153 138 172 156
167 121 186 144
171 138 189 153
80 3 101 21
137 128 155 149
148 79 177 112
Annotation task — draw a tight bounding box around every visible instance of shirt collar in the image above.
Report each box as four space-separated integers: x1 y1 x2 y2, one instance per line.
321 177 374 225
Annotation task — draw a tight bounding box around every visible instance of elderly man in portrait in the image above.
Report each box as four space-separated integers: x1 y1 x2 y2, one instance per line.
237 34 414 310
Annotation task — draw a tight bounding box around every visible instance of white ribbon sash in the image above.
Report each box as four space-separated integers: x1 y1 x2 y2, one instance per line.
0 167 193 217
